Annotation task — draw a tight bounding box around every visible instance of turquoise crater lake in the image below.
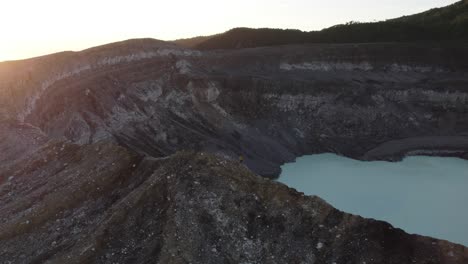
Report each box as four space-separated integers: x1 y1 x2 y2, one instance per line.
278 154 468 246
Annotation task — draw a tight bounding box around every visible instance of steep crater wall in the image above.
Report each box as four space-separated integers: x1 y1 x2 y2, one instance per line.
1 42 468 177
0 122 467 263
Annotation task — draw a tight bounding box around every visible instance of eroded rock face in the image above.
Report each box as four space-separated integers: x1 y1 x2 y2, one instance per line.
0 120 48 174
1 41 468 177
0 122 467 264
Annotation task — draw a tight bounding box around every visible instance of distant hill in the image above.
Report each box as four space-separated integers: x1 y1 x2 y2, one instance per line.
320 0 468 42
173 35 215 48
177 0 468 50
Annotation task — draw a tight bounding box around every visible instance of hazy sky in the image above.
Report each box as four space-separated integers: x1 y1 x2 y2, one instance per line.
0 0 459 62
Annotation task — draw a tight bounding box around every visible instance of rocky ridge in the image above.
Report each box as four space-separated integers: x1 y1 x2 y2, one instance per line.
0 121 467 263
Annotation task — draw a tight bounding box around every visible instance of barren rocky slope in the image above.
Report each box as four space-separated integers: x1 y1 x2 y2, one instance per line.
0 121 467 264
1 40 468 176
1 39 468 262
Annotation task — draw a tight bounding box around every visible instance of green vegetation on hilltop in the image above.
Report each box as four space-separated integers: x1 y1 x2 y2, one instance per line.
321 0 468 42
175 0 468 50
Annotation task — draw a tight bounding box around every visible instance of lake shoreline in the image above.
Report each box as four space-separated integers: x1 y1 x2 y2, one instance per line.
279 153 468 246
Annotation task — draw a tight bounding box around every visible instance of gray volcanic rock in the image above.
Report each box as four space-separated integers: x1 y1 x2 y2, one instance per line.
0 122 467 263
0 120 48 174
363 136 468 161
1 41 468 177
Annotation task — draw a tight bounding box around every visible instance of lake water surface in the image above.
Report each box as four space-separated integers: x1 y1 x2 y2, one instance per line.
278 154 468 246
